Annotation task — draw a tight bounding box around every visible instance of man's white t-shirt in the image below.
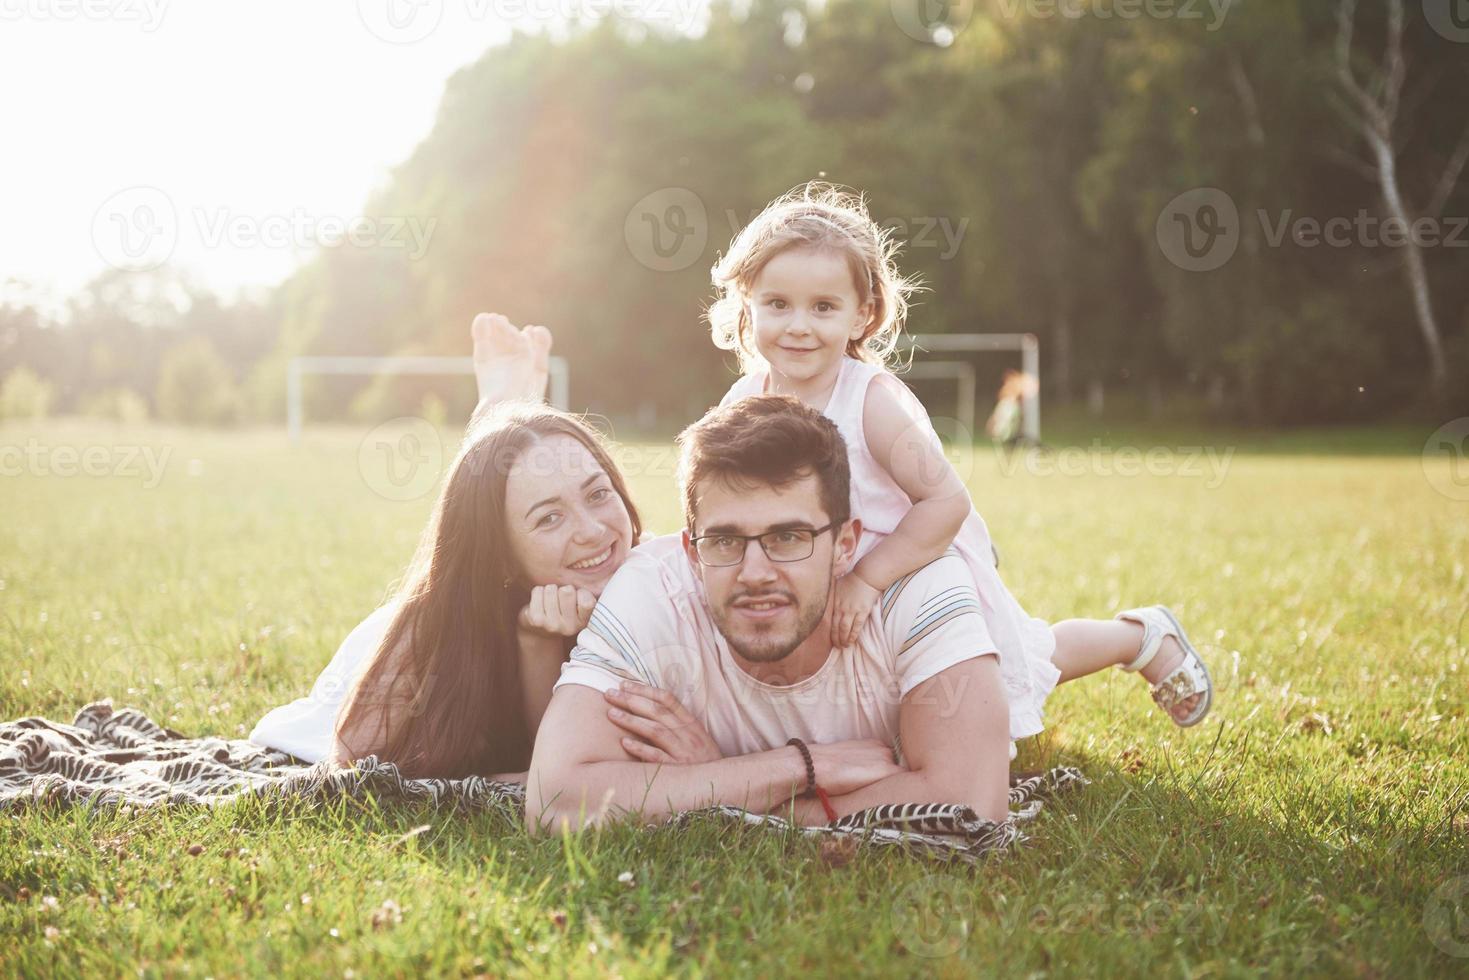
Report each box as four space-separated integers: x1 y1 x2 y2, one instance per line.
555 535 1001 758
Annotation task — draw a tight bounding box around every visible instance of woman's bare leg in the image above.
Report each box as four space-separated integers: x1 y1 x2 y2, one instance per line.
469 313 552 417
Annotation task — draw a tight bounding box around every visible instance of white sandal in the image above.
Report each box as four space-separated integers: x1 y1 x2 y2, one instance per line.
1116 605 1213 727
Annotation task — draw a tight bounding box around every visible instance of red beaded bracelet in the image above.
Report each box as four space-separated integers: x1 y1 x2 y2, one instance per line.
786 737 839 823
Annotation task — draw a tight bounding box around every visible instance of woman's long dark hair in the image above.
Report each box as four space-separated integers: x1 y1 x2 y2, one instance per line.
334 402 642 778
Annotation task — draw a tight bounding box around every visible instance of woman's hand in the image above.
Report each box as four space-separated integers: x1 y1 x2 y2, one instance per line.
830 572 882 648
603 681 722 765
806 739 904 796
518 584 596 639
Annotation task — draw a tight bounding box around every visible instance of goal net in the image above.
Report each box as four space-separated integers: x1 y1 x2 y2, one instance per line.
901 333 1040 444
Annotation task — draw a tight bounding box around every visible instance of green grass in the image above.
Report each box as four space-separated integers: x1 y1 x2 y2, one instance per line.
2 418 1467 977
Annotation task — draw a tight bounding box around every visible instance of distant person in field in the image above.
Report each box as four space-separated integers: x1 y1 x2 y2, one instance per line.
250 317 726 779
703 181 1212 730
986 369 1039 448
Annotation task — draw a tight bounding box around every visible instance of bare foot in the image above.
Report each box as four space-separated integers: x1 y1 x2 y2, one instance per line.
470 313 552 405
1138 636 1203 724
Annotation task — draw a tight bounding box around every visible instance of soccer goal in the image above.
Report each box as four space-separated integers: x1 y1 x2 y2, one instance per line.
903 333 1040 444
286 355 570 443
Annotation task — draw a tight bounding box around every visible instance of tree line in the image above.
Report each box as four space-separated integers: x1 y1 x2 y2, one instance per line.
3 0 1466 428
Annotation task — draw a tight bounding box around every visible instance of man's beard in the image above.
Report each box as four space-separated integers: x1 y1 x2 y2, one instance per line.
714 581 830 665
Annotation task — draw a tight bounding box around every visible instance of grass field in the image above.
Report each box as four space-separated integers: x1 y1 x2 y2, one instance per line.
3 418 1467 977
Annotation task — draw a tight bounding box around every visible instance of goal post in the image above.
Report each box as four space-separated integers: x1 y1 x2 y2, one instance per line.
287 355 570 443
898 360 977 440
903 333 1040 444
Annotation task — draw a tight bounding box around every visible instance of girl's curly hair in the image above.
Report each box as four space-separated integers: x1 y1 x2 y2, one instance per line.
705 181 921 374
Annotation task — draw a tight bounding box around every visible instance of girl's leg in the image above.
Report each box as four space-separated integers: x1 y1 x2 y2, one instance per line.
1050 619 1145 682
1051 618 1201 722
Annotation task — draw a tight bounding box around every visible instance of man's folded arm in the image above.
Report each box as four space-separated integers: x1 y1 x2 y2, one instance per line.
790 655 1012 825
524 683 808 833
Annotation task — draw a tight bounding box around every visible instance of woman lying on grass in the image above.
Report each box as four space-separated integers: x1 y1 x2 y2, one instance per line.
251 316 711 780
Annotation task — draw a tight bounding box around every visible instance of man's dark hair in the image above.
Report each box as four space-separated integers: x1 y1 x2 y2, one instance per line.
676 394 851 530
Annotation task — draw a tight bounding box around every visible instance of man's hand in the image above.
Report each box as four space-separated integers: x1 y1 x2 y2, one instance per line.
831 572 882 648
518 585 596 639
603 681 722 764
525 688 904 833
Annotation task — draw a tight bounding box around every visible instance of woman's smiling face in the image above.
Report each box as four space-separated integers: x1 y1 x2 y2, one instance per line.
748 245 873 384
503 433 635 595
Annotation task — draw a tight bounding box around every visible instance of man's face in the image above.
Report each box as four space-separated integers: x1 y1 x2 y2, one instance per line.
683 471 858 665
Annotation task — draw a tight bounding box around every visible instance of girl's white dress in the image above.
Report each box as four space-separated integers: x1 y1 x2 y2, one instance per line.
721 356 1060 742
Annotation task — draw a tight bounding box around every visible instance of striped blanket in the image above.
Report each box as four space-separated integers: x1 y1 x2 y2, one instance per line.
0 701 1086 864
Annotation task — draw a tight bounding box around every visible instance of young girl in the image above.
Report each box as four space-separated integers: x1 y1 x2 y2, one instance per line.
707 182 1212 738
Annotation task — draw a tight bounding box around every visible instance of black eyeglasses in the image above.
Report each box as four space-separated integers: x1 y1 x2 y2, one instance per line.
690 524 837 567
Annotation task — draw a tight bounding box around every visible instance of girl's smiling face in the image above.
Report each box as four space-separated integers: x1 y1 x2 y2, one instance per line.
748 246 873 387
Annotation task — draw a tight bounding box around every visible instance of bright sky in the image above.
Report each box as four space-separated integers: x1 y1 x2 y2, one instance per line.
0 1 535 309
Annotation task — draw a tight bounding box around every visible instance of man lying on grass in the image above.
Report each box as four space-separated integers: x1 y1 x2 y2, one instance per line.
526 394 1016 830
